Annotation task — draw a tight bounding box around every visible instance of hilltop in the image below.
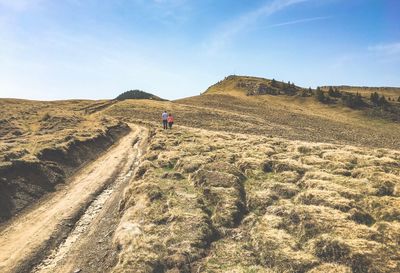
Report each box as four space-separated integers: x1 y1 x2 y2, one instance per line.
204 75 302 96
115 89 165 101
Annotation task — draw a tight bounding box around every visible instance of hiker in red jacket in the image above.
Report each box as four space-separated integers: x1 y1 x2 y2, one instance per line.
167 113 174 129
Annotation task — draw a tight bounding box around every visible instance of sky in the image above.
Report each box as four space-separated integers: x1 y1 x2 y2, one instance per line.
0 0 399 100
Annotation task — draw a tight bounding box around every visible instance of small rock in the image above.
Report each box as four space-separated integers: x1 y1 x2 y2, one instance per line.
73 269 82 273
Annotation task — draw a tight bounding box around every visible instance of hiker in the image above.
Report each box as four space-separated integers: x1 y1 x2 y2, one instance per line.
167 113 174 129
162 111 168 129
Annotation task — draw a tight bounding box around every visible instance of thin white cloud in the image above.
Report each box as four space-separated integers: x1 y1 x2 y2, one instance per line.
133 0 192 25
204 0 310 54
368 42 400 56
266 16 330 28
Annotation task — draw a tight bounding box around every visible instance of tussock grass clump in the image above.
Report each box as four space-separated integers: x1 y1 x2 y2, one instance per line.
299 155 331 166
308 235 398 273
268 182 300 199
134 160 156 179
236 158 263 175
190 167 246 230
308 263 352 273
266 204 350 242
307 234 350 263
295 189 354 212
203 162 246 181
207 187 246 229
113 178 213 273
321 150 358 165
149 139 166 150
247 189 279 215
373 221 400 246
362 196 400 221
177 160 202 173
156 150 180 169
262 159 308 174
296 144 323 154
277 170 303 183
347 208 375 226
250 217 319 272
297 179 364 200
190 169 242 190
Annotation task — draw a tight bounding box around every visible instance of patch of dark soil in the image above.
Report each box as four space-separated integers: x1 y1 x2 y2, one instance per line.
0 160 64 222
0 119 24 139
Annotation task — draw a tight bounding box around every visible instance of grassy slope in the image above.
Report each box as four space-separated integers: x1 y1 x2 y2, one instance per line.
105 78 400 271
113 127 400 273
0 99 129 221
0 99 124 164
103 95 400 150
109 75 399 150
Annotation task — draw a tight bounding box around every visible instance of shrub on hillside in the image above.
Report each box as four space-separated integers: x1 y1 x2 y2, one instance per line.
283 83 297 96
370 92 380 106
341 93 365 109
370 92 390 109
328 87 342 98
301 88 313 97
315 87 328 103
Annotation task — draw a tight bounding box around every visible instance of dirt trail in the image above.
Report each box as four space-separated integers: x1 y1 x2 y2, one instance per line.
0 124 148 273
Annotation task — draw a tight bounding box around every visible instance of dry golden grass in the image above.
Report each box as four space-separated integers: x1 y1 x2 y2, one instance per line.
0 99 122 163
102 76 400 150
112 126 400 273
0 98 129 221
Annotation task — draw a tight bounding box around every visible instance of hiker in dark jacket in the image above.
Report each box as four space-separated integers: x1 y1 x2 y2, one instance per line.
162 111 168 129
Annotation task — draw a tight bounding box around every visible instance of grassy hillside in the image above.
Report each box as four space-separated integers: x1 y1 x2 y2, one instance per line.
113 126 400 273
104 94 399 150
175 76 400 150
1 76 400 273
0 99 129 222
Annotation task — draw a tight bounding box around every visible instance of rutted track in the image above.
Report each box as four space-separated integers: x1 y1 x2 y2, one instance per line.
0 124 148 273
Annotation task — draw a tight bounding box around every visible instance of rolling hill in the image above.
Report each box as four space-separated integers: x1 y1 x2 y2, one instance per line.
0 76 399 273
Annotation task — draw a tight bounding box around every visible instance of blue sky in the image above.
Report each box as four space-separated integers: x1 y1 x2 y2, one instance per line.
0 0 399 100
